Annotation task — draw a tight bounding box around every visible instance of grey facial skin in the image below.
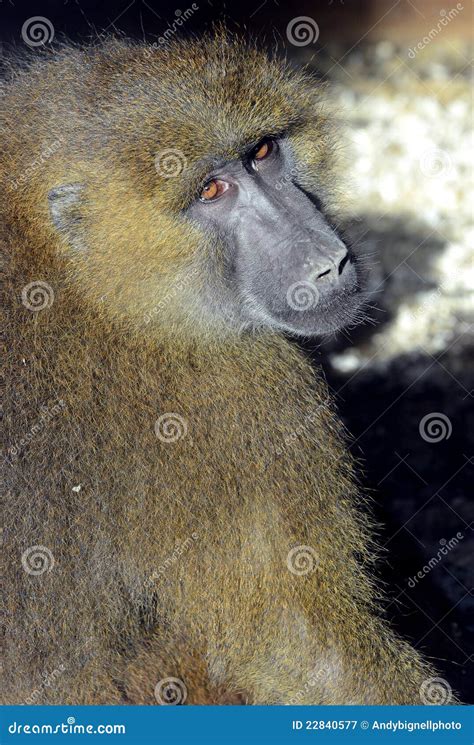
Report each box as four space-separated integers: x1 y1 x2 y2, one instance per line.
187 137 362 337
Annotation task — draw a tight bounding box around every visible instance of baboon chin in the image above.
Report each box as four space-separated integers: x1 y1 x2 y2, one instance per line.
2 31 450 706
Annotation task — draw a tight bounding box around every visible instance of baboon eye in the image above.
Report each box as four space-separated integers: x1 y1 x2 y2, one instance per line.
251 139 275 164
199 179 228 202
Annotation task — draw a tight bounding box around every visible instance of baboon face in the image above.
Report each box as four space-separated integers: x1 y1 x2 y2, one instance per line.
48 36 362 338
187 136 359 337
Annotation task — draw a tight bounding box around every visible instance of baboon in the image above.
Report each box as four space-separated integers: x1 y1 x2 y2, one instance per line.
2 32 446 705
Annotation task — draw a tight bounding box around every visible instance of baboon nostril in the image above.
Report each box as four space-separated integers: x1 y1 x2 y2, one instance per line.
316 267 331 279
338 253 350 275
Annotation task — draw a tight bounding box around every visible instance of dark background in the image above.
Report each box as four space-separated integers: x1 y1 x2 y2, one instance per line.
1 0 470 48
2 0 473 703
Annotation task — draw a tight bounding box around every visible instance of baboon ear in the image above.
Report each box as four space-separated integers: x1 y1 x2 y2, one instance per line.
48 183 87 252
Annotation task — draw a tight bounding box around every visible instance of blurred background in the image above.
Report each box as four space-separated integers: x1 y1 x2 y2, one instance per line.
1 0 472 702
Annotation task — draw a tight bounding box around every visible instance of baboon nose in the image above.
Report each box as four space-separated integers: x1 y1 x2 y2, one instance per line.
307 246 350 285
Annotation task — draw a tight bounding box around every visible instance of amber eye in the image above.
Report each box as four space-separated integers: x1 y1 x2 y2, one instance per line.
253 139 273 162
199 179 227 202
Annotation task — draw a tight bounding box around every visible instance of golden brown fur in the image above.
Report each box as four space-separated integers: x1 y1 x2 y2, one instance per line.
2 33 441 704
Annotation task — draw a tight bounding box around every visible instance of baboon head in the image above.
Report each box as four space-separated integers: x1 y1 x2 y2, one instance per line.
48 33 362 339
